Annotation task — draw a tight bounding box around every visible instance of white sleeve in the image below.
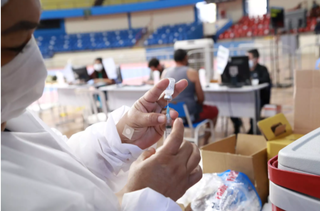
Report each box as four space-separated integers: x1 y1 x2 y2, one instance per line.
67 106 143 192
122 188 181 211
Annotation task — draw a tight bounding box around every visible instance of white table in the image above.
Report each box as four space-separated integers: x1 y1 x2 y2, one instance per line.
100 83 269 134
202 83 268 134
100 84 154 109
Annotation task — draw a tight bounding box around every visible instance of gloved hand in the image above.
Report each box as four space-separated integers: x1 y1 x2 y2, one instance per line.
116 78 188 149
123 118 202 201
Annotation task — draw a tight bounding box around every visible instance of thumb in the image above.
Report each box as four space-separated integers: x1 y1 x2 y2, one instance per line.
136 113 166 127
162 118 184 155
139 148 156 161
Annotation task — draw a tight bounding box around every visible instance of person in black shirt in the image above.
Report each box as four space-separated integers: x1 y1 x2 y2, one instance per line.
231 49 272 134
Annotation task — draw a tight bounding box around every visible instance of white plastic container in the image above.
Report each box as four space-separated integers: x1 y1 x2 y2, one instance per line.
270 181 320 211
251 79 259 86
278 127 320 175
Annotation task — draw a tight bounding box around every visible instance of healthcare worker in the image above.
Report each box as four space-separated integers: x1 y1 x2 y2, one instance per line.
1 0 202 210
90 57 115 84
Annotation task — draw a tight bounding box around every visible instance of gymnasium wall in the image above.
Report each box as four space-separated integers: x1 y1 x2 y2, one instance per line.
217 0 243 22
65 13 129 33
63 6 195 33
269 0 314 10
45 47 146 69
131 6 195 31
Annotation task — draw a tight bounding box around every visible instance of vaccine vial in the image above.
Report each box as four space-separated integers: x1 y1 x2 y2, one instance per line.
164 78 175 101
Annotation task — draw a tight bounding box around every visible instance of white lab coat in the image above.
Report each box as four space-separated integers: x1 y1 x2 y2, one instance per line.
2 106 180 211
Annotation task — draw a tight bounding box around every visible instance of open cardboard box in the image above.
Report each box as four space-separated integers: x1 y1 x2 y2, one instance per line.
201 134 268 204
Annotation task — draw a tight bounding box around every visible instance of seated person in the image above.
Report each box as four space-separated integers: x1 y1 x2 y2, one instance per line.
90 58 115 84
146 58 164 84
231 49 272 134
162 49 218 146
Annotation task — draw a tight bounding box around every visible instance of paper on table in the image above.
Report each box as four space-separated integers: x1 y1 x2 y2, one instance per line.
102 58 117 79
199 68 207 87
63 62 75 82
217 45 230 74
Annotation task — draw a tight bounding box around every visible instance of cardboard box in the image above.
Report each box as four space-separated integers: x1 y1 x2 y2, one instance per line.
294 70 320 134
258 69 320 160
257 113 304 160
201 134 268 204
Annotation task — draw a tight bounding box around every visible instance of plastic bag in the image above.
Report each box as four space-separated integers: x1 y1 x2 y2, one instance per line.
178 170 262 211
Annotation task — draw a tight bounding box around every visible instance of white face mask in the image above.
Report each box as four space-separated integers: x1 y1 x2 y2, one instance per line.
1 36 47 123
94 64 103 72
248 60 254 69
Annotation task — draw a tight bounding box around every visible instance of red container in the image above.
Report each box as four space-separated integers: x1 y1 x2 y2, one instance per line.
268 156 320 211
268 156 320 199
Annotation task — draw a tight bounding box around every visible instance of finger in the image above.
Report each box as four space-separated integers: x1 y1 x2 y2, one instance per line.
177 141 194 163
188 166 203 188
157 79 188 108
160 109 179 122
169 109 179 120
139 148 156 161
142 79 170 104
186 144 201 173
136 112 167 127
162 118 184 155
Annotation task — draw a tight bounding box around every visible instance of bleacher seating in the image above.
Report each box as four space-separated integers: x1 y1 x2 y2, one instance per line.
35 28 146 58
219 15 271 40
219 14 317 40
40 0 152 10
298 17 317 32
144 22 203 46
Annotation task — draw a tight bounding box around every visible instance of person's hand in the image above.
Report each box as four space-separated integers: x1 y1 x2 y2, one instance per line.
123 118 202 201
104 78 114 84
116 78 188 149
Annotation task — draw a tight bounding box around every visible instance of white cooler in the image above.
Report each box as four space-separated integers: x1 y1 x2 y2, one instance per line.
278 127 320 175
268 127 320 211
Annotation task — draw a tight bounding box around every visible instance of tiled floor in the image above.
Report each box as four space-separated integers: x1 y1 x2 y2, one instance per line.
36 86 294 144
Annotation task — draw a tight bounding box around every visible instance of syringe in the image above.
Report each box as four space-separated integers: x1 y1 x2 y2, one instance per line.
164 78 175 139
164 105 172 139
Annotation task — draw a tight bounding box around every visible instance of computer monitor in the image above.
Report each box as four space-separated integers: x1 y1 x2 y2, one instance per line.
270 7 285 28
221 56 251 87
72 66 90 82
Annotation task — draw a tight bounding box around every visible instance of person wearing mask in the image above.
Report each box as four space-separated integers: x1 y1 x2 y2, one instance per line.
1 1 202 210
162 49 219 146
231 49 272 134
90 57 115 84
146 58 164 85
312 0 319 9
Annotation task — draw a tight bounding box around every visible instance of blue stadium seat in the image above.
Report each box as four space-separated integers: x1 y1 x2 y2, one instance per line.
35 27 146 58
144 22 203 47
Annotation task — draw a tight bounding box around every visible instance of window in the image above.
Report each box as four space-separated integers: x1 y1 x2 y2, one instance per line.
246 0 267 17
196 2 217 23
